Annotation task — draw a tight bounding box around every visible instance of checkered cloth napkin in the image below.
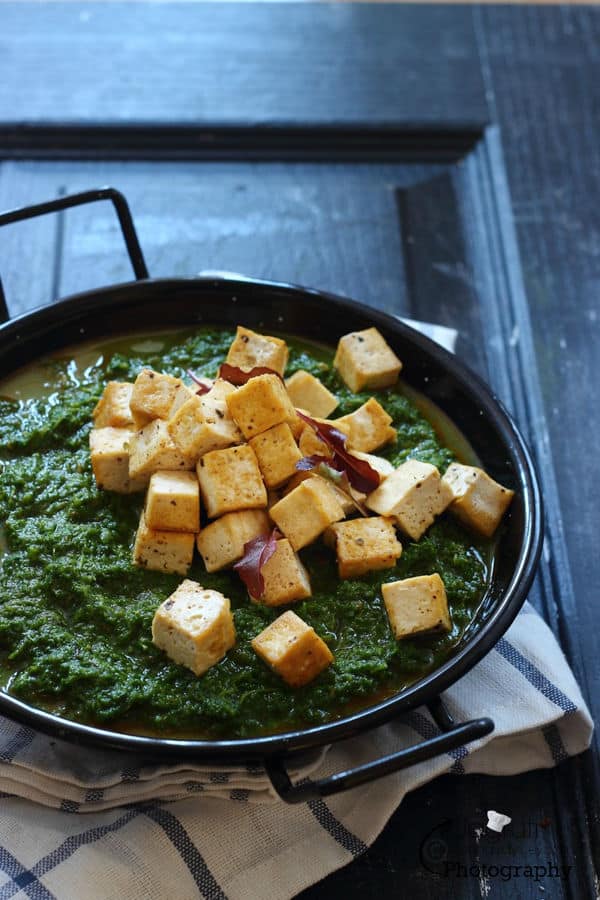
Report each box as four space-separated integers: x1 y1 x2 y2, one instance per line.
0 320 592 900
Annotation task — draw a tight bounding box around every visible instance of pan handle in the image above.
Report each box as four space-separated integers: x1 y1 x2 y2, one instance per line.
0 187 149 323
265 704 493 803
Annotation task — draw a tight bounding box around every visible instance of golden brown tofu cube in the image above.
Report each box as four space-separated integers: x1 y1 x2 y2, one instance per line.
226 373 297 439
197 444 267 518
166 394 205 457
282 470 359 517
152 580 236 675
442 463 515 538
196 509 270 572
92 381 135 428
312 415 351 438
130 369 190 424
327 516 402 578
383 574 451 639
251 610 333 687
167 383 241 461
270 476 345 550
199 378 241 442
331 485 366 517
249 423 303 489
89 427 146 493
225 325 289 376
366 459 452 541
285 370 338 418
298 425 332 459
128 419 195 481
204 377 240 408
350 451 395 480
145 470 200 533
335 398 396 453
280 471 314 497
133 510 195 575
252 538 312 606
334 327 402 393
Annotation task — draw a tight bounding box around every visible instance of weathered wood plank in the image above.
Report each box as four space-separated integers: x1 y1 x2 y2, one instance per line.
0 159 445 317
0 4 487 131
474 5 600 887
0 162 59 316
397 170 488 374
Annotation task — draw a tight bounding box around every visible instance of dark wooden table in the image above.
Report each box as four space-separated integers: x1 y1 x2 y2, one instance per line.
0 4 597 897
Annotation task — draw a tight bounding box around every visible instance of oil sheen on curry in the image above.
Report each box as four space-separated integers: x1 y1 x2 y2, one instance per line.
0 326 513 739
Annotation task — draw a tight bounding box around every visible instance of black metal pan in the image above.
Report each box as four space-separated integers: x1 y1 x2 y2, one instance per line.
0 189 543 802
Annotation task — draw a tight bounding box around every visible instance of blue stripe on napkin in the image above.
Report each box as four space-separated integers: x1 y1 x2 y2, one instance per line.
0 727 36 763
306 797 367 858
142 805 227 900
496 638 577 713
0 846 56 900
0 810 141 900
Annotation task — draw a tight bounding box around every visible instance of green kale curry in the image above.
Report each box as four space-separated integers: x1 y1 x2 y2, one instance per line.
0 329 490 738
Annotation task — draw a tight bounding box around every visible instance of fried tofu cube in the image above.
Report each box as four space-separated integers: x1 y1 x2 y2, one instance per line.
327 517 402 578
206 378 239 405
350 450 395 480
197 444 267 518
251 610 333 687
270 476 345 550
289 412 306 440
130 369 191 425
296 414 351 458
166 394 206 457
366 459 452 541
168 382 241 461
312 415 351 438
280 471 314 496
248 422 303 489
92 381 135 428
226 326 289 377
335 398 396 453
196 509 270 572
331 484 364 517
298 425 332 459
226 373 297 439
133 510 195 575
152 580 236 676
285 370 338 418
201 378 242 434
442 463 515 538
282 470 359 517
334 327 402 393
252 539 312 606
145 470 200 533
383 574 451 639
128 419 195 481
89 427 146 493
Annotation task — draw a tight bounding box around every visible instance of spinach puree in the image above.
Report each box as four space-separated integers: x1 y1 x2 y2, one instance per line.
0 329 489 738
